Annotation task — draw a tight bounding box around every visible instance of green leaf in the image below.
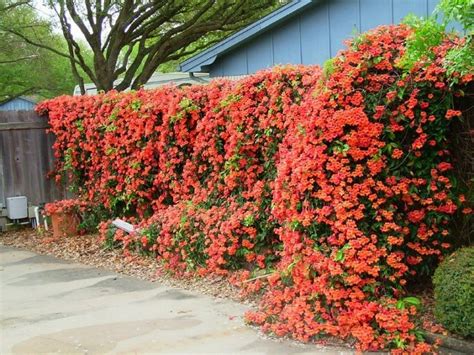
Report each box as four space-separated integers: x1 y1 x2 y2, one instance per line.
335 249 345 262
242 214 255 227
403 296 421 307
396 299 405 310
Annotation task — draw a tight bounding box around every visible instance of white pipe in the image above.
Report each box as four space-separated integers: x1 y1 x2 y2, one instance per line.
112 218 135 234
42 208 48 231
34 207 40 229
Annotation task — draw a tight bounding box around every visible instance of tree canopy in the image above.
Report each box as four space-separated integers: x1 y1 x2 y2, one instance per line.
0 1 80 103
2 1 282 94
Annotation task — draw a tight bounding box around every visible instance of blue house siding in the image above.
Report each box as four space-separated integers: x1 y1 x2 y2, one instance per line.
0 98 36 111
360 0 393 32
185 0 445 78
328 0 360 57
393 0 429 23
273 20 302 64
247 35 274 73
300 1 330 65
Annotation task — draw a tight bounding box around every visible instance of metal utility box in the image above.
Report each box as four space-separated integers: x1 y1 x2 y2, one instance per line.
6 196 28 219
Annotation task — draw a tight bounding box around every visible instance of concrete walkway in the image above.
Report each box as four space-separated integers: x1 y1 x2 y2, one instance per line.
0 246 352 354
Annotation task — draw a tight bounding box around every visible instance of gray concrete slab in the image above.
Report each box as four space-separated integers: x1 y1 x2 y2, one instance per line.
0 246 353 354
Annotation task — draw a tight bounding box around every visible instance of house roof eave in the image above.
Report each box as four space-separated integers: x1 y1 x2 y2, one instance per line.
179 0 316 73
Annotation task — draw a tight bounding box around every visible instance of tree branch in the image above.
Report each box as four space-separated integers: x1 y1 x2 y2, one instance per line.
0 87 37 106
36 0 278 92
0 55 38 64
0 0 30 12
0 26 76 62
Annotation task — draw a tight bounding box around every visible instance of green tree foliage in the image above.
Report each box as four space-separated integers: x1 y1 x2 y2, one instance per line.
398 15 446 70
0 1 80 103
438 0 474 32
3 0 284 94
437 0 474 77
400 0 473 79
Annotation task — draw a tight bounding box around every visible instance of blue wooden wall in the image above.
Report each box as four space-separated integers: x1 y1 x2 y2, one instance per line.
209 0 448 77
0 98 35 111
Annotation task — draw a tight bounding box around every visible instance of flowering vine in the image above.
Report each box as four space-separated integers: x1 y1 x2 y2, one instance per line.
37 25 472 352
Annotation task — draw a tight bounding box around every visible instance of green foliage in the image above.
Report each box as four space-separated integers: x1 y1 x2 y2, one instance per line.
102 225 119 250
399 15 445 70
443 39 474 78
396 296 422 310
78 205 112 234
140 223 160 251
437 0 474 33
322 58 335 78
0 1 82 102
400 0 474 78
437 0 474 77
433 247 474 338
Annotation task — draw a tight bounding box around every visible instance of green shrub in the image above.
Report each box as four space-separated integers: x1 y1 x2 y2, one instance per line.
433 247 474 337
102 224 119 250
78 205 112 234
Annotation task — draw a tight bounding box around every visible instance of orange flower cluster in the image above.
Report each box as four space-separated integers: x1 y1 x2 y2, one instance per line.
44 199 86 216
246 25 471 351
37 25 471 351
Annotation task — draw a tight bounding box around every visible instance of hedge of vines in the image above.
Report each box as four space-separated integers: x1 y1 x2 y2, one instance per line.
38 25 472 352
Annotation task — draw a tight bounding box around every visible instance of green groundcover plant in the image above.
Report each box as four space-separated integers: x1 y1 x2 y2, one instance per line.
433 247 474 338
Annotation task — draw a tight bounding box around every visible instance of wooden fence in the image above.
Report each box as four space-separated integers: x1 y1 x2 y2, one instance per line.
0 110 66 206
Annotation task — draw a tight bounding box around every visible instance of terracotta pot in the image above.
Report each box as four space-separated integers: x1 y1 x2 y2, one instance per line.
51 212 79 238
